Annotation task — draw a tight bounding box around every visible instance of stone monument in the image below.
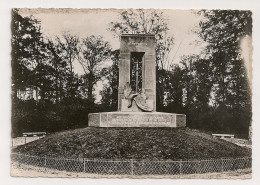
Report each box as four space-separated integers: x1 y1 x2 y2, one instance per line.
88 34 186 127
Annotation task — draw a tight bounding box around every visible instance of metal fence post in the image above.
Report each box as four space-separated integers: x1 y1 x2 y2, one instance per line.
83 158 86 173
221 158 224 173
130 159 134 176
197 160 200 174
179 159 183 175
44 155 47 171
18 154 21 167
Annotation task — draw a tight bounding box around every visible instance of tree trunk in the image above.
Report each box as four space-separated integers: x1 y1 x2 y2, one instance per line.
88 82 94 103
87 74 94 104
69 58 74 98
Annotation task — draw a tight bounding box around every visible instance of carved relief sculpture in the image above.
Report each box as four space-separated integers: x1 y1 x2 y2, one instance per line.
124 82 153 112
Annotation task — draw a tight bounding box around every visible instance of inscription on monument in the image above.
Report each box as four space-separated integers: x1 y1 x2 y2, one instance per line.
111 115 171 125
128 42 148 46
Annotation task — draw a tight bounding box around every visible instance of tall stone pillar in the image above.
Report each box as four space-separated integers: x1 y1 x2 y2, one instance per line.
88 34 186 128
118 34 156 112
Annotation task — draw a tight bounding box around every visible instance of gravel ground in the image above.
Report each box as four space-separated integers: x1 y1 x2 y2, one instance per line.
222 138 252 148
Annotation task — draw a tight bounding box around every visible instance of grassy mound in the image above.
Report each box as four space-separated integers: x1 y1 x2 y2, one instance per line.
13 127 251 160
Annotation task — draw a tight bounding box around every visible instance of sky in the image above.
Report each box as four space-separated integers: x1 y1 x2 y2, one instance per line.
19 8 207 102
19 8 206 67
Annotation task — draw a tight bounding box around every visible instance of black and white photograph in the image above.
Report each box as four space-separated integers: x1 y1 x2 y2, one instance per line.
0 0 258 183
8 7 253 179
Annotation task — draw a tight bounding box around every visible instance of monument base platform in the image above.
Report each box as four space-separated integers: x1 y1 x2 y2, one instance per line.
88 112 186 127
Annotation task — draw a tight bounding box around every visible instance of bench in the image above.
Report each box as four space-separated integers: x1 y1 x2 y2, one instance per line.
23 132 46 137
212 134 234 139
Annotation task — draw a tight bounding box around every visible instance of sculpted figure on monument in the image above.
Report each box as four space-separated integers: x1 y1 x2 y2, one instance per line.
123 82 153 112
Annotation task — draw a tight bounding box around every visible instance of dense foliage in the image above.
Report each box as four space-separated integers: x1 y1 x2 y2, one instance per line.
11 9 111 136
163 10 252 137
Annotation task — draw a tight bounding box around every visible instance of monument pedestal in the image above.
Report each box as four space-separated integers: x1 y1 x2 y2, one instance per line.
88 112 186 127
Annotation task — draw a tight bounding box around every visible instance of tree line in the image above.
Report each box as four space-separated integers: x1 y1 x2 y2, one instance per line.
11 9 114 135
11 9 252 138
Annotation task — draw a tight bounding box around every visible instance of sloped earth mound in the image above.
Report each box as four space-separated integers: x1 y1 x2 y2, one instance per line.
13 127 251 160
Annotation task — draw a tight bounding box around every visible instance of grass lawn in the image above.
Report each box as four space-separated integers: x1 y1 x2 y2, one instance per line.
13 127 251 160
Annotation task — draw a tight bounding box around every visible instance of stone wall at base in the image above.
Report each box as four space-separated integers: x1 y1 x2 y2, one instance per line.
88 112 186 127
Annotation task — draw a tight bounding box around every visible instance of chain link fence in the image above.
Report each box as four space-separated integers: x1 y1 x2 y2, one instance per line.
11 153 251 176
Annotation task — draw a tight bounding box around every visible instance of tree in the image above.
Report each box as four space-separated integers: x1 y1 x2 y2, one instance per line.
78 35 111 103
31 35 56 102
180 55 214 128
196 10 252 136
46 39 68 102
198 10 252 106
11 9 42 101
100 50 119 110
164 65 185 113
56 33 80 98
11 10 109 136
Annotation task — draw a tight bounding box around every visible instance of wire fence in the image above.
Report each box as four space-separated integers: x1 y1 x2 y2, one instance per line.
11 153 251 176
